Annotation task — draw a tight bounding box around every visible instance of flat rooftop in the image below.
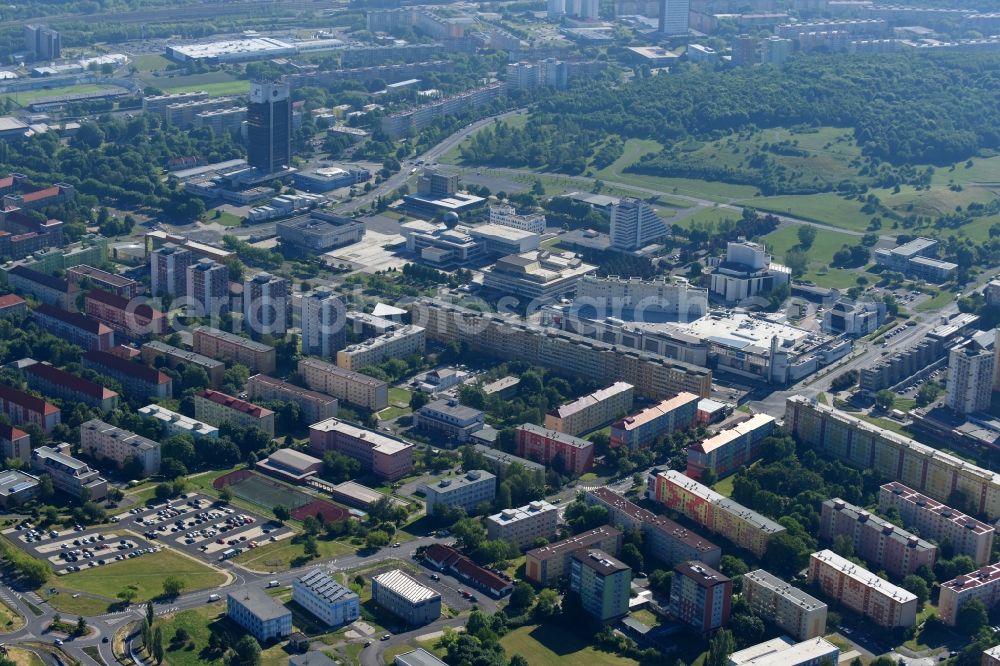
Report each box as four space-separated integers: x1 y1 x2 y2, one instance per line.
372 569 439 604
811 549 917 603
615 392 699 432
227 586 291 621
310 418 412 456
691 413 775 455
550 382 633 419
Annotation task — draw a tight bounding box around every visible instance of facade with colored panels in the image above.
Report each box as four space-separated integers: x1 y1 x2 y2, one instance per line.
33 304 114 351
515 423 594 475
652 470 785 557
586 487 721 568
742 569 827 641
194 389 275 436
670 561 732 633
610 391 699 449
820 498 937 578
785 396 1000 520
526 525 622 585
686 413 776 480
570 549 631 622
192 326 275 374
82 349 172 400
309 418 413 480
23 361 119 411
0 382 59 431
879 482 994 567
84 288 166 339
807 549 917 628
938 563 1000 626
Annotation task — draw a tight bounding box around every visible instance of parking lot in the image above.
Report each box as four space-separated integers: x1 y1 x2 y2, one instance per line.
6 523 158 575
112 493 295 565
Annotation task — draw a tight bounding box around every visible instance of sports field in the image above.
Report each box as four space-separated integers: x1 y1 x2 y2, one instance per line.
227 473 312 510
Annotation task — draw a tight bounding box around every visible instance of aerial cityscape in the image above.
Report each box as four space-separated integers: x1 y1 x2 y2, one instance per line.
0 0 997 665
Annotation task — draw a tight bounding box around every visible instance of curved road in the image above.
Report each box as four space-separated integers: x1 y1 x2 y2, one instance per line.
0 535 451 665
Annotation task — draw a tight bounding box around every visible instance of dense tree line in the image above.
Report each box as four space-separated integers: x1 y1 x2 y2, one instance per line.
460 53 1000 185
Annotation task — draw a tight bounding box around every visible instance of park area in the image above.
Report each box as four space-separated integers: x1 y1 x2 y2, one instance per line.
499 624 640 666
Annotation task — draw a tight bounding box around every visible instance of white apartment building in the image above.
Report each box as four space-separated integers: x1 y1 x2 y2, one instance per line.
728 636 839 666
946 343 994 415
489 203 546 235
336 325 426 372
300 288 347 358
610 198 667 251
710 240 791 305
80 419 161 476
422 470 496 516
938 562 1000 625
487 500 558 550
243 272 289 336
292 568 360 628
138 404 219 439
742 569 828 641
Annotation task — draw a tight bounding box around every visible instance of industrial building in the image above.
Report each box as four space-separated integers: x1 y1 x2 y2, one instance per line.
371 570 441 626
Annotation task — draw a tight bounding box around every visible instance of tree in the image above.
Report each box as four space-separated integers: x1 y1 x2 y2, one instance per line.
409 391 430 410
273 505 291 522
510 656 530 666
509 581 534 612
152 626 164 664
700 468 718 487
141 618 151 651
162 576 185 598
219 487 233 503
452 517 487 551
706 629 736 666
229 635 262 666
784 248 808 278
955 598 988 636
534 588 559 618
874 389 896 411
365 530 391 549
730 612 765 648
75 615 87 636
303 534 319 558
621 543 644 572
797 225 817 249
117 586 138 605
146 601 154 626
902 575 929 605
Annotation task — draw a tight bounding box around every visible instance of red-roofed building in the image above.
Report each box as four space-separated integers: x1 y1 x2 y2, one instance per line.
938 562 1000 625
0 423 30 462
515 423 594 474
611 392 699 450
194 389 275 436
423 543 513 597
33 304 114 351
685 413 776 480
81 349 171 400
0 294 26 319
24 361 120 411
3 183 74 211
0 383 60 432
84 288 166 339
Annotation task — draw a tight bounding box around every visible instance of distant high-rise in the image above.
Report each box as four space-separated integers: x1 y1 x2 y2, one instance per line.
946 343 994 415
243 272 289 337
733 35 759 66
24 25 60 60
610 197 667 251
187 258 229 317
547 0 566 18
150 243 192 297
246 81 291 173
300 288 347 358
658 0 689 35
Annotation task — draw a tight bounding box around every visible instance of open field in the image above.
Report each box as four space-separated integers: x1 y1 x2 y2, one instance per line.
1 84 121 106
500 624 638 666
155 605 302 666
0 596 23 631
57 550 227 602
760 224 870 289
7 647 45 666
143 71 249 96
232 535 354 572
132 54 173 72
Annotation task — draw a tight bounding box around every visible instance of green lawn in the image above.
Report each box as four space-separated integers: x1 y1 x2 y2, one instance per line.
132 54 173 72
148 72 249 96
57 550 227 602
500 624 638 666
0 596 23 631
211 211 243 227
713 475 736 498
914 289 956 313
746 192 873 232
43 591 111 617
760 224 871 289
1 84 123 106
232 535 354 572
389 387 412 404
